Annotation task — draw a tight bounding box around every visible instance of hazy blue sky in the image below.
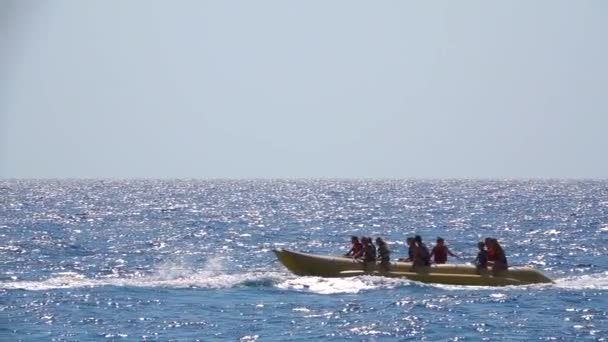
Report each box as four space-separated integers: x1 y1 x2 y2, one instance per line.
1 1 607 178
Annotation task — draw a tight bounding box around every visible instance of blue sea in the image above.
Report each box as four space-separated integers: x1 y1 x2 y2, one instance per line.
1 180 608 341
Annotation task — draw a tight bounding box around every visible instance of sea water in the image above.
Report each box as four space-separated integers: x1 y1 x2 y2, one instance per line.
1 180 607 341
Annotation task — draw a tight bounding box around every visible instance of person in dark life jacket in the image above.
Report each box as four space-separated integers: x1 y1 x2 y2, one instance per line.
413 235 430 267
429 237 459 264
368 236 376 253
345 236 363 258
474 241 488 271
397 237 415 262
375 237 390 270
359 237 377 263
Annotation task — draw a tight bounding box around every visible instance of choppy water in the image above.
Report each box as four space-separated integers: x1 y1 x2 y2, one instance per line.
1 180 608 341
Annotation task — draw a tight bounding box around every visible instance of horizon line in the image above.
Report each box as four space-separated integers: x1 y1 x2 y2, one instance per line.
1 177 607 181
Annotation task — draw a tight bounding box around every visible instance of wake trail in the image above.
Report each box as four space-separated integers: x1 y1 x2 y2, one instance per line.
0 257 288 291
552 272 608 290
3 262 607 293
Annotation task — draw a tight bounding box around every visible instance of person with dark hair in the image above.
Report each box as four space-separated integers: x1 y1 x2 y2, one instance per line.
474 241 488 271
361 237 377 263
368 236 376 252
398 237 416 262
375 237 391 271
488 239 508 274
413 235 430 267
355 237 366 260
429 237 458 264
345 236 363 258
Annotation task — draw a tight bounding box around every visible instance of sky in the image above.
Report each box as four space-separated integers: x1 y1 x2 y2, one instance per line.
1 1 607 179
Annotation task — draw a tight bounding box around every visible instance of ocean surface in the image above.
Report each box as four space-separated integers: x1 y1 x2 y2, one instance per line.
1 180 608 341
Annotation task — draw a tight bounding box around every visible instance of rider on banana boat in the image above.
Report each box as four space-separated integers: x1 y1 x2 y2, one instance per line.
375 237 391 271
412 235 431 267
358 237 377 263
485 238 508 274
430 237 459 264
397 237 415 262
345 236 363 258
485 237 497 262
474 241 488 271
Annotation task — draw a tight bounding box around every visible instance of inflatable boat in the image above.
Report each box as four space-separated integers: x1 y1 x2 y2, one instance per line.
273 249 552 286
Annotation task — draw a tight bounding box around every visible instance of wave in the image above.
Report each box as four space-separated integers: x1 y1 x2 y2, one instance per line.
0 271 286 291
553 272 608 290
0 255 416 293
431 272 608 291
3 264 607 293
278 272 608 293
276 275 414 294
0 269 414 295
0 272 413 294
0 257 287 291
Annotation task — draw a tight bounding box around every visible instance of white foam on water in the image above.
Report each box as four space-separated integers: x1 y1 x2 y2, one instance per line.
420 283 500 291
5 261 606 293
0 257 288 291
2 250 418 294
0 272 289 291
554 272 608 290
276 275 413 294
0 273 415 294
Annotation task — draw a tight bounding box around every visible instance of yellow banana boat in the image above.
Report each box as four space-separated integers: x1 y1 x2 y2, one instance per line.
273 248 553 286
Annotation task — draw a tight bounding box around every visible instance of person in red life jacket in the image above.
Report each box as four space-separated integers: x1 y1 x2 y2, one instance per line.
485 237 498 262
429 237 459 264
487 238 508 274
345 236 363 258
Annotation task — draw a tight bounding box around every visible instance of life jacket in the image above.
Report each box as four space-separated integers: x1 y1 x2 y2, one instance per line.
363 244 376 262
352 241 363 255
494 247 508 267
487 247 497 262
378 244 390 263
432 245 448 264
408 246 415 260
417 243 430 266
476 250 488 267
